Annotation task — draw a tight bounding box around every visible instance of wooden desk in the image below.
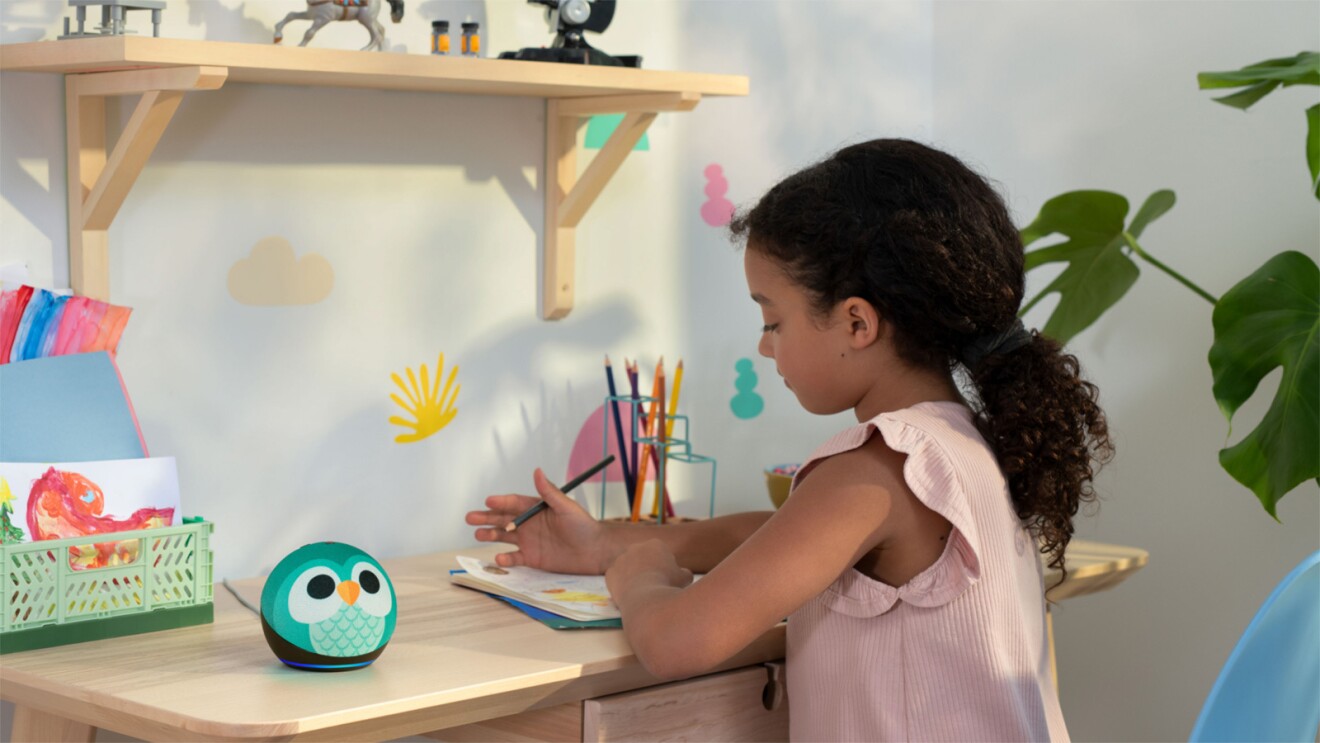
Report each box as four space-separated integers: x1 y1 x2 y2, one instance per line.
1 541 1147 742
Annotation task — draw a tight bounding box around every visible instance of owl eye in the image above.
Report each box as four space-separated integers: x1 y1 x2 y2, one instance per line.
287 567 343 624
351 561 393 618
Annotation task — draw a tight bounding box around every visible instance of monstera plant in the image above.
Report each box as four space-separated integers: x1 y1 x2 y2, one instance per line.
1018 51 1319 519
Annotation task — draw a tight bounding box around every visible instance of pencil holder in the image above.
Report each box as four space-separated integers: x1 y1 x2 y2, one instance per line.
0 519 214 654
600 393 717 523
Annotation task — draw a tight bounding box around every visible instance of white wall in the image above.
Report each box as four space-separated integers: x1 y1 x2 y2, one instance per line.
2 2 1317 741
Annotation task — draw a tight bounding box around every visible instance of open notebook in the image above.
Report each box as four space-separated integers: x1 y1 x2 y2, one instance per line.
450 555 619 622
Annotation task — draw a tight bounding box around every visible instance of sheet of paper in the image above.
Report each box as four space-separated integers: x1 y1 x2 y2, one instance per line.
0 457 180 546
454 555 620 620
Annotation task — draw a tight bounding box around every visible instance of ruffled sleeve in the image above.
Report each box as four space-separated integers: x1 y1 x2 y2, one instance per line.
872 411 983 608
800 405 985 616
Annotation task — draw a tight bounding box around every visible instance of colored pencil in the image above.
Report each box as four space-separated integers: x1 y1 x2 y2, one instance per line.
654 360 667 519
662 359 683 517
665 359 684 438
505 454 616 532
604 355 635 506
627 359 641 500
631 362 663 522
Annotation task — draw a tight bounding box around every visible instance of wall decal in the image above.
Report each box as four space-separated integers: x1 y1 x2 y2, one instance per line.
730 357 763 420
585 114 650 151
701 164 735 227
568 403 646 488
228 236 334 306
389 353 460 444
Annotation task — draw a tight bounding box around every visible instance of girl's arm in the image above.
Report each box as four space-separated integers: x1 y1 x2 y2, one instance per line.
607 437 903 680
468 468 773 575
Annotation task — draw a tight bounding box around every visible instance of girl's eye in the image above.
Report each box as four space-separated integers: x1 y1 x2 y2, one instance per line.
762 324 779 333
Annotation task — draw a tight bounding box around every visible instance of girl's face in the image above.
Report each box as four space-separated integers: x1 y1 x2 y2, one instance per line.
744 248 855 415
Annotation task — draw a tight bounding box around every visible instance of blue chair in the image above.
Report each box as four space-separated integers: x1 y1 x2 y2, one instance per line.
1190 550 1320 742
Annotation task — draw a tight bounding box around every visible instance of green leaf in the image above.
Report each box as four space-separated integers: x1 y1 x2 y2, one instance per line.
1209 251 1320 518
1197 52 1320 99
1020 191 1164 344
1128 190 1177 239
1307 103 1319 200
1211 80 1282 111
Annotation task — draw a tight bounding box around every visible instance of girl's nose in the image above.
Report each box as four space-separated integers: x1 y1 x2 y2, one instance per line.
757 334 773 359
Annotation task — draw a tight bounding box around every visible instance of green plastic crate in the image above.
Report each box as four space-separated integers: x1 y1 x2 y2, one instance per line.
1 520 214 654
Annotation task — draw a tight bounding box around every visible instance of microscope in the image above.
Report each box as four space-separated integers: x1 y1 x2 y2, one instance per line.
499 0 641 68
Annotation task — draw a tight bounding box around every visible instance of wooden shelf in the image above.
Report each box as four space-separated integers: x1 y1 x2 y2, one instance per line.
0 37 749 319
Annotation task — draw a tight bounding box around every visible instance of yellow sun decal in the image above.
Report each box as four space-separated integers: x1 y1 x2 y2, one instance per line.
389 353 460 443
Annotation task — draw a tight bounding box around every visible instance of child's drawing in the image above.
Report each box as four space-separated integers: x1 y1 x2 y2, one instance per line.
0 458 180 569
0 477 25 542
540 588 611 607
390 352 460 443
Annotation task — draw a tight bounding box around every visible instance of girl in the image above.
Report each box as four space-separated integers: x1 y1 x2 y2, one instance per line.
467 138 1112 741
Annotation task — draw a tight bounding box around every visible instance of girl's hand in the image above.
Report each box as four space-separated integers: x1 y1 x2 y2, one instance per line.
465 468 607 574
605 539 694 603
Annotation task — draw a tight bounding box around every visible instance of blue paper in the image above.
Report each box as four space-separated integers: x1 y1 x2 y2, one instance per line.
0 351 147 461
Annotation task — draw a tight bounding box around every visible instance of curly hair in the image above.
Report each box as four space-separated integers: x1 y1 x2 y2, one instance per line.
729 138 1113 577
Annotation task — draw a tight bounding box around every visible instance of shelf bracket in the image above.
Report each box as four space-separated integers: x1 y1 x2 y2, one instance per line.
65 65 228 299
541 91 701 320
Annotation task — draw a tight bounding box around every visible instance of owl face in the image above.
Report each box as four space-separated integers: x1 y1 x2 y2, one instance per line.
260 542 397 671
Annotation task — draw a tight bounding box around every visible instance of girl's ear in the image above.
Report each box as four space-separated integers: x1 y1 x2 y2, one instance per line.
840 297 882 349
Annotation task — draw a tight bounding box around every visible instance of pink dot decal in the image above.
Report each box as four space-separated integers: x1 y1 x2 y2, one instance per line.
701 164 735 227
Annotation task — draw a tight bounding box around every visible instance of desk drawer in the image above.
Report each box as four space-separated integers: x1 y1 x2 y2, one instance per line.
584 663 787 742
426 663 787 743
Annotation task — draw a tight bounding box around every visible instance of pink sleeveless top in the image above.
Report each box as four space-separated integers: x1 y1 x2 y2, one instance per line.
786 401 1068 742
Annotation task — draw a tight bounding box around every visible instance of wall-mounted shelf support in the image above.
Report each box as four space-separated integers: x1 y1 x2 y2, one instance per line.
4 37 746 314
66 65 227 299
541 91 700 320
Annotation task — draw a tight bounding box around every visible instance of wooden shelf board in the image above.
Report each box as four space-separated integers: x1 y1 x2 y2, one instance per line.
0 36 749 99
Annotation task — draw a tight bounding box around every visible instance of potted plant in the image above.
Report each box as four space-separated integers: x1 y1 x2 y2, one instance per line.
1017 51 1318 518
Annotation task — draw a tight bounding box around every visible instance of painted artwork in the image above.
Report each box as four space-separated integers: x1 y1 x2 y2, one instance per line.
701 164 735 227
389 352 460 443
0 285 132 364
228 236 334 306
0 458 180 569
730 357 764 419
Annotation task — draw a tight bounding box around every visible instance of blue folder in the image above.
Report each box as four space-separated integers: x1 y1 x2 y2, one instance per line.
0 352 147 461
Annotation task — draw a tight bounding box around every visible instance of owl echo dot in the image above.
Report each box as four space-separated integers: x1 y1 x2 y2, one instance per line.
260 542 397 671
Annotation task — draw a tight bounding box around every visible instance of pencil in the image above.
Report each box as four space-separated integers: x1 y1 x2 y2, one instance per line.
626 359 641 500
505 454 616 532
665 359 684 439
631 363 663 522
604 356 635 505
653 360 666 519
662 359 682 518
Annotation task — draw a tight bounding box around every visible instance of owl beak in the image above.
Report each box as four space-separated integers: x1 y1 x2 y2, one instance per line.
337 580 361 606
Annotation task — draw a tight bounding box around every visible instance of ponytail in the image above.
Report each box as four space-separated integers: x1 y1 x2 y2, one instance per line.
966 332 1113 579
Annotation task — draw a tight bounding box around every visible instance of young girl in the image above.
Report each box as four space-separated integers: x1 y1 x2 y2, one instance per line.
467 138 1112 741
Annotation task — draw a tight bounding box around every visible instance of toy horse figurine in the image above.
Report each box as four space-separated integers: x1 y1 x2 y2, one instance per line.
273 0 404 52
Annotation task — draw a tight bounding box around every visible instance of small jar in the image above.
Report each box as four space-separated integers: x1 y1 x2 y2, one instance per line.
461 22 480 57
430 20 449 55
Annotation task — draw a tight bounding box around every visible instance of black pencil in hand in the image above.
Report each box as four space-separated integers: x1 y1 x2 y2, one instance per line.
505 454 616 532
